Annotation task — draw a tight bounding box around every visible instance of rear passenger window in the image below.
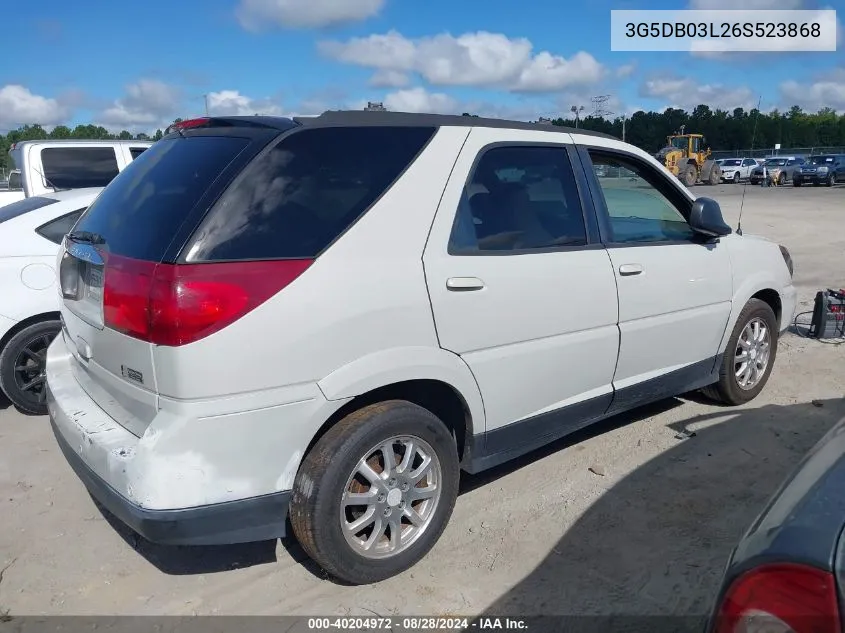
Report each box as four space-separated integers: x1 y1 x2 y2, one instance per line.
449 145 586 253
184 126 435 261
36 209 85 244
41 147 120 189
130 147 148 159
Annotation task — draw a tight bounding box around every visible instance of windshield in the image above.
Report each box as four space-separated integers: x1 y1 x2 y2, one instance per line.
764 159 787 166
670 137 687 149
809 155 835 165
722 159 741 166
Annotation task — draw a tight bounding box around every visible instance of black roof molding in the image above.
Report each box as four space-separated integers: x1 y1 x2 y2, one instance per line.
291 110 619 140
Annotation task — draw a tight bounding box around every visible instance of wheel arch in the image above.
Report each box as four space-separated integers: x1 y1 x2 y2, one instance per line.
0 311 60 354
719 283 783 354
315 347 486 466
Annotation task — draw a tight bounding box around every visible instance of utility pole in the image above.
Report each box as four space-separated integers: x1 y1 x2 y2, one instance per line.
622 115 626 142
570 105 584 128
204 94 209 116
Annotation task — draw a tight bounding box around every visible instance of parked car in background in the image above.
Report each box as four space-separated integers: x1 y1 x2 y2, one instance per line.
708 414 845 633
0 188 102 414
719 158 758 183
793 154 845 187
46 112 795 585
749 156 806 185
0 140 150 208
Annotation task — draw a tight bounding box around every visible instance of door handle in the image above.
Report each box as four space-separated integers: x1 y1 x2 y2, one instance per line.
618 264 643 276
446 277 485 291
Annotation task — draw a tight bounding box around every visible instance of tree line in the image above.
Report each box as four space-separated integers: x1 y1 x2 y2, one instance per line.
3 105 845 173
0 121 181 172
543 104 845 154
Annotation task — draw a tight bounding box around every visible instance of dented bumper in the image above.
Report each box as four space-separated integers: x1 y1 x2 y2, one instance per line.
49 414 291 545
44 332 335 545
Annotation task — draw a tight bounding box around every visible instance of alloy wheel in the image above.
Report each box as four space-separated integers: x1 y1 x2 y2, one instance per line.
340 435 443 559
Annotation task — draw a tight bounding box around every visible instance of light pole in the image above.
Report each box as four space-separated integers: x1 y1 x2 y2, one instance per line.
570 105 584 128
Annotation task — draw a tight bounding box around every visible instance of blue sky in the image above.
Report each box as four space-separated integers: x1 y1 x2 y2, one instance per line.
1 0 843 133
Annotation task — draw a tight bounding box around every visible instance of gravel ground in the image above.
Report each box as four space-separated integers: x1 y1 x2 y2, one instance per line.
1 183 843 619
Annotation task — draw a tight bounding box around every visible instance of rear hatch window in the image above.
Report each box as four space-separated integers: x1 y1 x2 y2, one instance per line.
70 136 251 262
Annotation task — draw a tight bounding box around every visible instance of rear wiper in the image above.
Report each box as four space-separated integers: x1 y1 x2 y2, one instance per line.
67 230 106 245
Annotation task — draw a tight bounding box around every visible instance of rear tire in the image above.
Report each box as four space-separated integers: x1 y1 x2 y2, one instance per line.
289 400 460 585
0 320 61 416
702 299 778 406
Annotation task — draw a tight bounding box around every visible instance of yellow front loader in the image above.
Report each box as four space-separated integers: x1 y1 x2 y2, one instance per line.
655 131 722 187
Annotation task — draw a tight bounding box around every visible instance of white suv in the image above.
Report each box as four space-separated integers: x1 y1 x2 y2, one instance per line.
719 157 758 183
46 112 797 585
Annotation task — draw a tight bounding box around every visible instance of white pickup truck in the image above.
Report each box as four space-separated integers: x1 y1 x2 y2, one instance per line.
0 140 152 208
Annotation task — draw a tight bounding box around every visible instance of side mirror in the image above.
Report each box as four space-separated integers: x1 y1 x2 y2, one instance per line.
689 197 732 238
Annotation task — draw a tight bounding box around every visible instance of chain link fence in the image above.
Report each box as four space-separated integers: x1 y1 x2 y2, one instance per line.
711 146 845 159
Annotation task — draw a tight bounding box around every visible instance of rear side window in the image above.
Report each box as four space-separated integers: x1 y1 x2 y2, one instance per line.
7 171 22 190
449 145 587 253
184 126 435 262
41 147 120 189
36 209 85 244
130 147 148 159
72 136 250 261
0 196 56 224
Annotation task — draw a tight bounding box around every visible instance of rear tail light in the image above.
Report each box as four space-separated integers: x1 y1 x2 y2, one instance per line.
713 564 841 633
165 117 211 135
102 255 313 346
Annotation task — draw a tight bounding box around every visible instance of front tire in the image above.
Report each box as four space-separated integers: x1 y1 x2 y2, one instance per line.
777 173 785 186
702 299 778 406
289 400 460 585
827 174 836 187
733 172 740 184
0 320 61 415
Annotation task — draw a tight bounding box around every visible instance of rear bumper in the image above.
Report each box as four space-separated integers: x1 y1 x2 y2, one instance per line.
45 332 339 545
49 413 291 545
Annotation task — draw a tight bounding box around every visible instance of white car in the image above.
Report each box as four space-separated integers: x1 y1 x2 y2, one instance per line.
719 157 759 183
46 113 797 585
0 188 102 414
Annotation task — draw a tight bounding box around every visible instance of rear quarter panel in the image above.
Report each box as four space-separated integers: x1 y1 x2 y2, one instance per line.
152 126 478 408
0 209 68 322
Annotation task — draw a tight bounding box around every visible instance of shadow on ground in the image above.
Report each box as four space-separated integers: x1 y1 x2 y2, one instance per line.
471 397 845 631
93 397 684 578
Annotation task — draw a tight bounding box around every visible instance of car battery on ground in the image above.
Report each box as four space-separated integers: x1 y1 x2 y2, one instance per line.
809 289 845 339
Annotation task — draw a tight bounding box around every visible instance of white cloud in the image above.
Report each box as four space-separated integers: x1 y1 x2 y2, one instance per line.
640 76 756 111
97 79 182 131
513 51 606 92
319 30 606 92
383 87 459 114
369 69 411 88
616 63 637 79
780 68 845 111
236 0 384 30
206 90 286 116
0 85 69 128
